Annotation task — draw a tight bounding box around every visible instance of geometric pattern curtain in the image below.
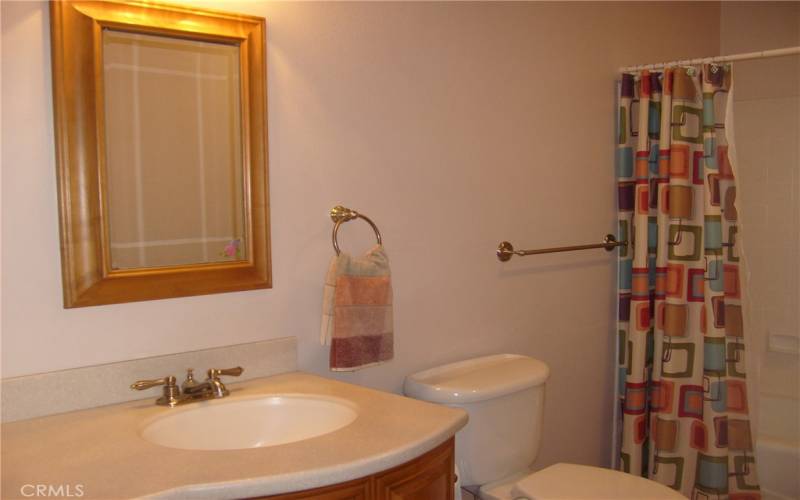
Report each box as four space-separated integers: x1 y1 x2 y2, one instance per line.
616 65 761 499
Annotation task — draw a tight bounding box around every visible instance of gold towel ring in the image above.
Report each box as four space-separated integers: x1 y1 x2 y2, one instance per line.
330 205 382 256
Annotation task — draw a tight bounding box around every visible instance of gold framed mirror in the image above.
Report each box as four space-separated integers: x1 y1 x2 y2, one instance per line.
50 0 271 307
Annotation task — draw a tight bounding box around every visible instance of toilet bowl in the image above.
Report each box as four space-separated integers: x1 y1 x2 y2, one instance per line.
404 354 684 500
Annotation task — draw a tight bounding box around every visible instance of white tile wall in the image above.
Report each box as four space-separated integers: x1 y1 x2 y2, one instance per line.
722 2 800 446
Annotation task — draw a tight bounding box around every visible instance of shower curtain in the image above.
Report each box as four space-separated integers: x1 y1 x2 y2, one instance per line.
616 66 761 499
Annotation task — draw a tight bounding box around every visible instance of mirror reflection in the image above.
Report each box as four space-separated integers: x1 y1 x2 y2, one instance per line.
103 30 245 269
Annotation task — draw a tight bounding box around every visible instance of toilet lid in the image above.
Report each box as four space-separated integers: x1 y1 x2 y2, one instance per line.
511 463 686 500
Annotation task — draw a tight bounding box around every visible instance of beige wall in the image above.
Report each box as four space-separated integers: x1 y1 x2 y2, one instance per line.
1 2 719 469
720 2 800 445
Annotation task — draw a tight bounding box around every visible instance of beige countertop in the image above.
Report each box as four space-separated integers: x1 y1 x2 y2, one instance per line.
1 372 467 499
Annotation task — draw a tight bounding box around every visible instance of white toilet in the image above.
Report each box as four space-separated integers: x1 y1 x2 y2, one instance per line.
404 354 685 500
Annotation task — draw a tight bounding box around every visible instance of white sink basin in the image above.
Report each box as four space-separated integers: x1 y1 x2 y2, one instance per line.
140 394 358 450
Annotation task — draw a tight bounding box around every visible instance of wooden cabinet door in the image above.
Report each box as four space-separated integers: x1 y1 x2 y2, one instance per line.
373 439 454 500
253 477 370 500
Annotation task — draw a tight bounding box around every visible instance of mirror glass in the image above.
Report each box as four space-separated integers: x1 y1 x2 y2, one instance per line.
103 30 245 269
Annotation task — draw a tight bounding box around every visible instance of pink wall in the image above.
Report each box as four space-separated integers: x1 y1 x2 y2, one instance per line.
1 2 719 468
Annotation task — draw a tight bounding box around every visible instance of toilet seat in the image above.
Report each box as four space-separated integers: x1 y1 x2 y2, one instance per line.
481 463 685 500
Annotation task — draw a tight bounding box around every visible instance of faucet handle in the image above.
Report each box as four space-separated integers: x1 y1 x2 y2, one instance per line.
207 366 244 380
130 376 182 407
130 375 177 391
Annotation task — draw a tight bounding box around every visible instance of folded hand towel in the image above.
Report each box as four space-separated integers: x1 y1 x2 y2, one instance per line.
321 245 393 371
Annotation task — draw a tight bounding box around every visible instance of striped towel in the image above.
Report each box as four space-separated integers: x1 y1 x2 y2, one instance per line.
321 245 393 371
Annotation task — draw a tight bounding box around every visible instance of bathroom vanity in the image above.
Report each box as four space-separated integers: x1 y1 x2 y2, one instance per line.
1 372 466 499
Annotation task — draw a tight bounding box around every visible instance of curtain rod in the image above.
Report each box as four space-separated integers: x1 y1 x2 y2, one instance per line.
619 46 800 73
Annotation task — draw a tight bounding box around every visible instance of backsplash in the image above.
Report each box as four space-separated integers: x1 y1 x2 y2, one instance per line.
1 337 296 423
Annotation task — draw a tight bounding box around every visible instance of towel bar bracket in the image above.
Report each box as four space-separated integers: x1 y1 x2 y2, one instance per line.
330 205 358 224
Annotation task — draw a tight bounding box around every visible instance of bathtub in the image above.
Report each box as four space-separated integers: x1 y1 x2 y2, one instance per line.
755 337 800 500
756 436 800 500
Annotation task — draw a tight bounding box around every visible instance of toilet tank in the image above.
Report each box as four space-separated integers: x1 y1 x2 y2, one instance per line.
404 354 550 487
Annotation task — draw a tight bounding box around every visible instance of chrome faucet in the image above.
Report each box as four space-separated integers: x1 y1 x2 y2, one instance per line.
131 366 244 407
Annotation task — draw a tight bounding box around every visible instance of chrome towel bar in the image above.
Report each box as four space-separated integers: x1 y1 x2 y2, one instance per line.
496 234 627 261
330 205 382 255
